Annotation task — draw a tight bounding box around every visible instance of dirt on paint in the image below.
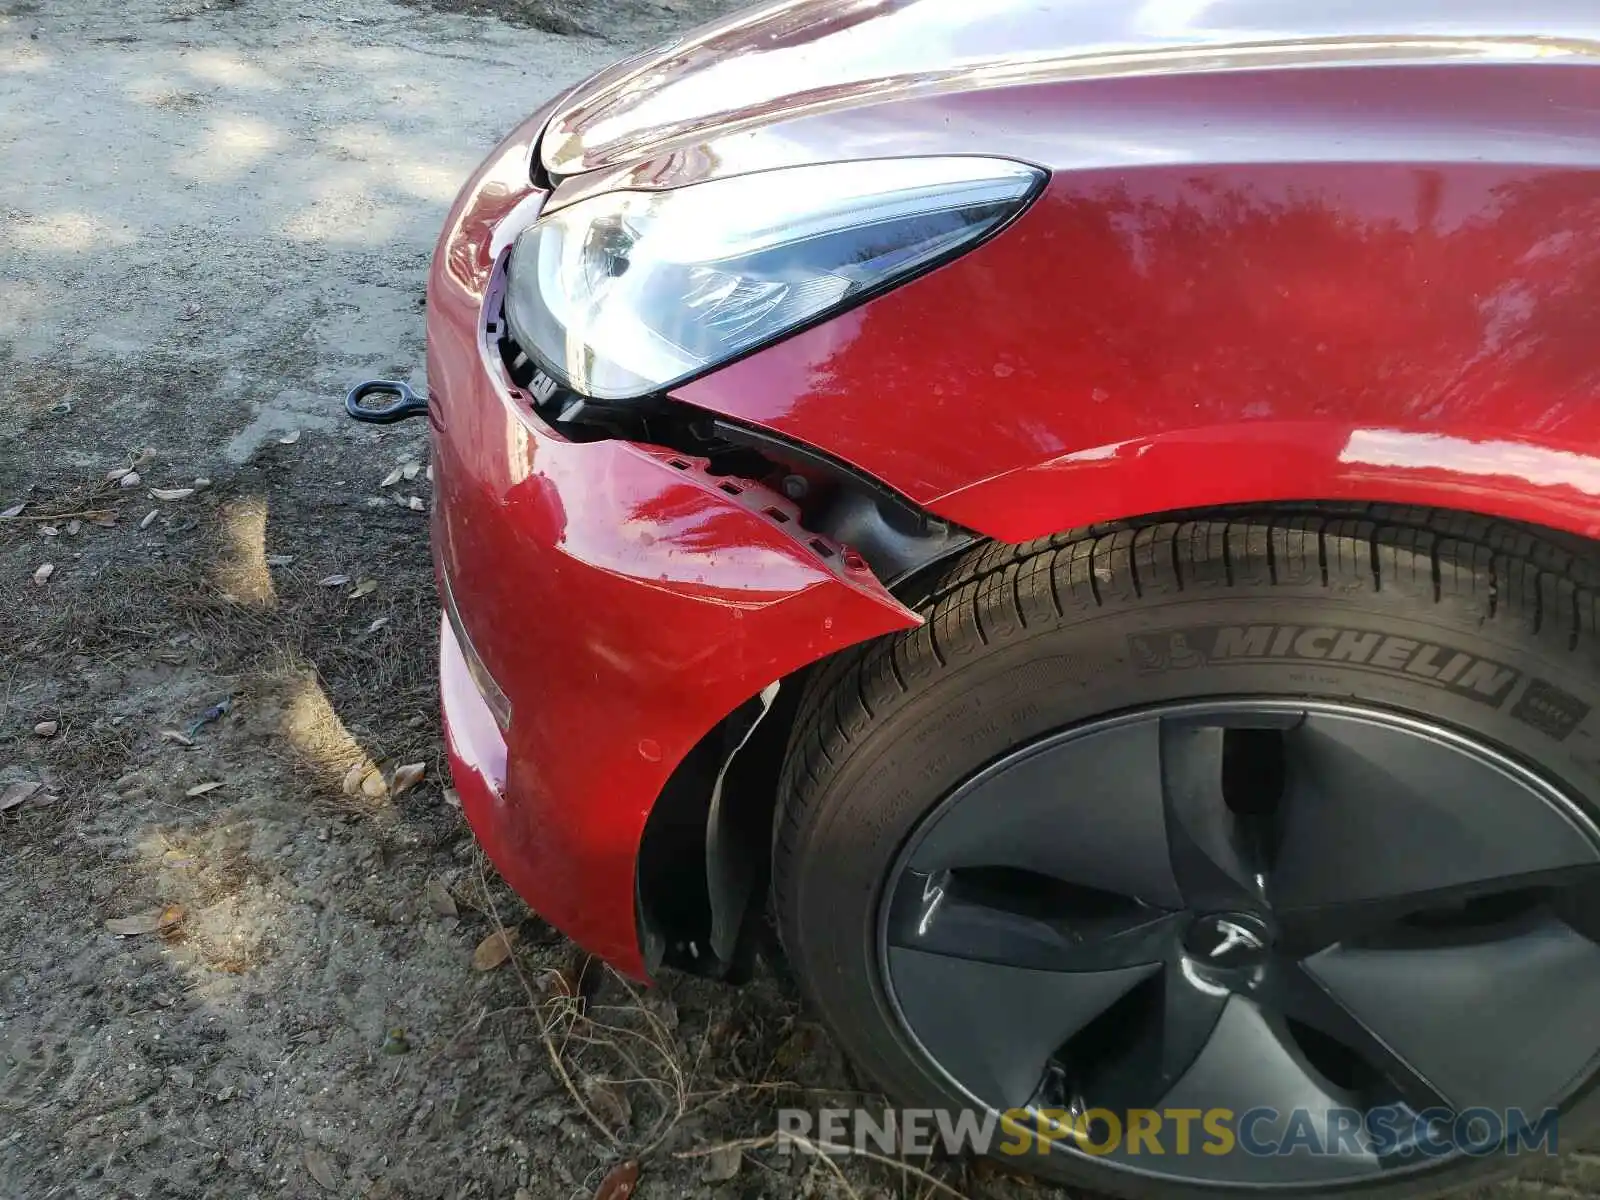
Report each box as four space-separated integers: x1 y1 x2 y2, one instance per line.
2 2 1599 1200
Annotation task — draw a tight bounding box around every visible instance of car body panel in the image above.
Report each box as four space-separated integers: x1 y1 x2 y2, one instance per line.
541 0 1600 180
669 72 1600 543
428 115 917 976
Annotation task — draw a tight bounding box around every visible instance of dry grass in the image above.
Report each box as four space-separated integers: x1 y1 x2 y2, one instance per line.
458 852 985 1199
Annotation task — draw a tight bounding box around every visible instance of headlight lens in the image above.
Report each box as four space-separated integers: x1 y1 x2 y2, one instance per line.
503 157 1044 401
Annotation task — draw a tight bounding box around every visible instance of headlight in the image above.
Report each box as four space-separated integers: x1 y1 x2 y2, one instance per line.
503 157 1044 402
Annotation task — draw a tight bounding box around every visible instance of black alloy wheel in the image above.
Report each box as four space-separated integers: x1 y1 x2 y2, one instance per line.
881 699 1600 1186
774 507 1600 1199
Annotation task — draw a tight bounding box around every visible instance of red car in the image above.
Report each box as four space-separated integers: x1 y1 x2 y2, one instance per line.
409 0 1600 1193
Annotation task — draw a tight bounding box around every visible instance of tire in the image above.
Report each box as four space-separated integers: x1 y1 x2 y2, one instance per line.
772 504 1600 1200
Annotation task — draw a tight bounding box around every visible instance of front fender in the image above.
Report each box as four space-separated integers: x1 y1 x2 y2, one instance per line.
674 69 1600 542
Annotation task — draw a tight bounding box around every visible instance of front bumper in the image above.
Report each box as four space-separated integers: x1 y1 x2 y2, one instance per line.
427 110 918 977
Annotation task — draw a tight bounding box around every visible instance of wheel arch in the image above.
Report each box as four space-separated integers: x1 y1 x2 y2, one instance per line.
636 496 1600 981
930 427 1600 548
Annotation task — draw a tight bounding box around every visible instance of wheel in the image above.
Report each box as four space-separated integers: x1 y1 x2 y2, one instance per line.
773 506 1600 1199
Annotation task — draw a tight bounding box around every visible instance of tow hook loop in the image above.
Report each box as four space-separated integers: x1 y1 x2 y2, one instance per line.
345 379 429 424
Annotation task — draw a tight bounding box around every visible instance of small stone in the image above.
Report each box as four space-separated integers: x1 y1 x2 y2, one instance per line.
34 720 58 738
119 471 142 489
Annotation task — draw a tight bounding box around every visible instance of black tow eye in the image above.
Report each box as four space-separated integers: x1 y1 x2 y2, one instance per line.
345 379 430 424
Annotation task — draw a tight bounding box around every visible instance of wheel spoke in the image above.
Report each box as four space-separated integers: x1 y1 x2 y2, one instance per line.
1254 960 1449 1113
1079 962 1228 1113
887 946 1159 1109
1304 915 1600 1112
1159 720 1271 909
885 869 1183 971
1276 863 1600 952
1115 997 1381 1183
1270 713 1600 913
910 720 1183 907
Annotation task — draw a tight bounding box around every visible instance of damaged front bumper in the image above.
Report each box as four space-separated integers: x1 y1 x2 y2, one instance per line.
422 112 918 978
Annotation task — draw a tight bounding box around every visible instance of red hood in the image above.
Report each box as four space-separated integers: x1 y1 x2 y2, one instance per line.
541 0 1600 178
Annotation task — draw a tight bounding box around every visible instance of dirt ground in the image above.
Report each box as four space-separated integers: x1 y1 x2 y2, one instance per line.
2 2 1600 1199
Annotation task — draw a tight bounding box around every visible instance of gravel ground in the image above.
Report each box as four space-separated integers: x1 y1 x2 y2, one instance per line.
3 1 1600 1199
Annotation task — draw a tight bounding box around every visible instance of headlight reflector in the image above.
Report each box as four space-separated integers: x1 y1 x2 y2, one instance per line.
503 157 1044 401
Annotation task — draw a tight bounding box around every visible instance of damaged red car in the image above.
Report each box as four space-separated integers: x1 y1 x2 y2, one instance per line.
370 0 1600 1192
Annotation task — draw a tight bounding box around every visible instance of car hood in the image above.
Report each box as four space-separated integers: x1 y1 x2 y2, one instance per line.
540 0 1600 178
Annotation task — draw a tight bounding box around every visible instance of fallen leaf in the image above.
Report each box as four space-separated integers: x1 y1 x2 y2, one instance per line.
105 465 132 482
119 471 142 489
379 466 404 488
402 462 421 481
341 761 368 796
160 729 195 747
185 781 224 796
39 525 58 537
65 520 80 535
366 616 390 634
193 477 211 490
592 1160 640 1200
701 1145 742 1183
150 487 195 502
92 514 118 528
304 1149 339 1193
33 720 58 738
278 429 302 445
423 878 457 917
583 1076 632 1132
347 579 377 600
1 502 24 518
360 770 388 800
381 1028 411 1055
139 509 158 530
391 762 425 795
180 301 203 321
472 928 518 971
442 787 461 809
105 904 185 937
265 554 296 567
32 563 54 585
406 496 426 511
318 574 350 587
0 781 41 812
